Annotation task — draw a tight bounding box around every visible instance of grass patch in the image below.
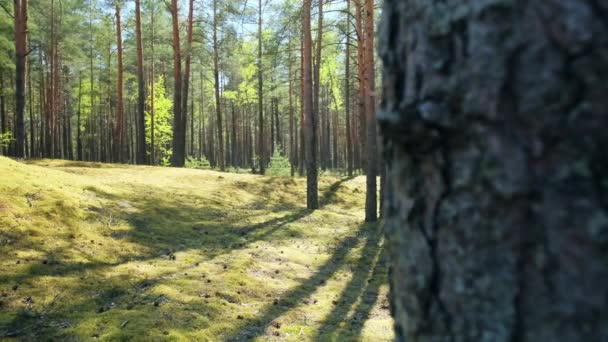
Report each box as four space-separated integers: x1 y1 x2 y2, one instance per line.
0 157 393 341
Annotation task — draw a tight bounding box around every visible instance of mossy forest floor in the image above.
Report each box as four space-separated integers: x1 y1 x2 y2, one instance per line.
0 157 392 341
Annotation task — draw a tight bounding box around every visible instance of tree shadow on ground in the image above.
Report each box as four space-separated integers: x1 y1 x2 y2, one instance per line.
315 243 387 340
0 174 370 340
0 190 309 287
1 176 351 288
320 176 356 208
224 223 384 341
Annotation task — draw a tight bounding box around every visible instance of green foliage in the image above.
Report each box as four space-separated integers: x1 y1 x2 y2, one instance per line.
185 156 211 170
0 131 13 148
0 9 14 70
267 147 291 177
145 75 173 165
160 155 171 167
319 30 344 111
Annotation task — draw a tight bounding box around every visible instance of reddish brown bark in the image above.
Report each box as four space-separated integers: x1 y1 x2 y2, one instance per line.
13 0 28 158
170 0 184 167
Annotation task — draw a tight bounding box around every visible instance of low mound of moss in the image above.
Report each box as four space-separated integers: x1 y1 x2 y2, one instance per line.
0 157 392 341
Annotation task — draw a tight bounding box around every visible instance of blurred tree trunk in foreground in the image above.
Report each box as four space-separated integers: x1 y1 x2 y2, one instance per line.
379 0 608 340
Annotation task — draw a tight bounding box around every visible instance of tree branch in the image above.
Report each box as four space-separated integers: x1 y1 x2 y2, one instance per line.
0 2 14 19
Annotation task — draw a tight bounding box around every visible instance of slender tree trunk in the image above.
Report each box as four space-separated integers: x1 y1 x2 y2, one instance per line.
274 98 280 152
52 5 60 159
190 87 194 157
324 87 331 169
183 0 194 159
48 0 55 158
224 82 230 166
213 0 224 171
114 1 124 163
66 79 73 160
380 0 608 340
364 0 377 221
332 101 338 169
12 0 27 158
150 2 155 165
77 73 83 160
0 72 5 156
88 0 94 161
352 93 360 169
249 106 255 173
101 50 109 162
289 38 295 176
46 52 51 158
270 98 275 155
134 0 146 164
231 102 237 167
28 59 34 158
303 0 318 209
313 0 323 168
299 37 305 176
38 50 44 157
130 102 135 162
345 0 353 176
170 0 184 167
209 109 215 166
355 0 366 172
257 0 265 174
199 67 204 159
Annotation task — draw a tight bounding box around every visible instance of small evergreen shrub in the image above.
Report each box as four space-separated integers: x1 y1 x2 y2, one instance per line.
267 147 291 177
161 156 172 167
186 156 211 170
0 132 13 148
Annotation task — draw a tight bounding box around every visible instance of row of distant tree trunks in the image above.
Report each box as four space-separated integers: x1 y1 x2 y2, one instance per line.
1 0 380 181
301 0 381 220
0 67 372 172
1 0 384 219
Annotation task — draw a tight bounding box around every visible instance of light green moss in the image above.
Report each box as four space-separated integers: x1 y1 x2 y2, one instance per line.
0 157 392 341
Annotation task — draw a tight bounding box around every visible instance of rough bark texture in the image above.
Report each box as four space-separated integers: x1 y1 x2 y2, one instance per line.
303 0 318 209
379 0 608 341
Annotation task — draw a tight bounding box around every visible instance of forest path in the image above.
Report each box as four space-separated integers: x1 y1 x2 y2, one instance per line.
0 157 393 341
